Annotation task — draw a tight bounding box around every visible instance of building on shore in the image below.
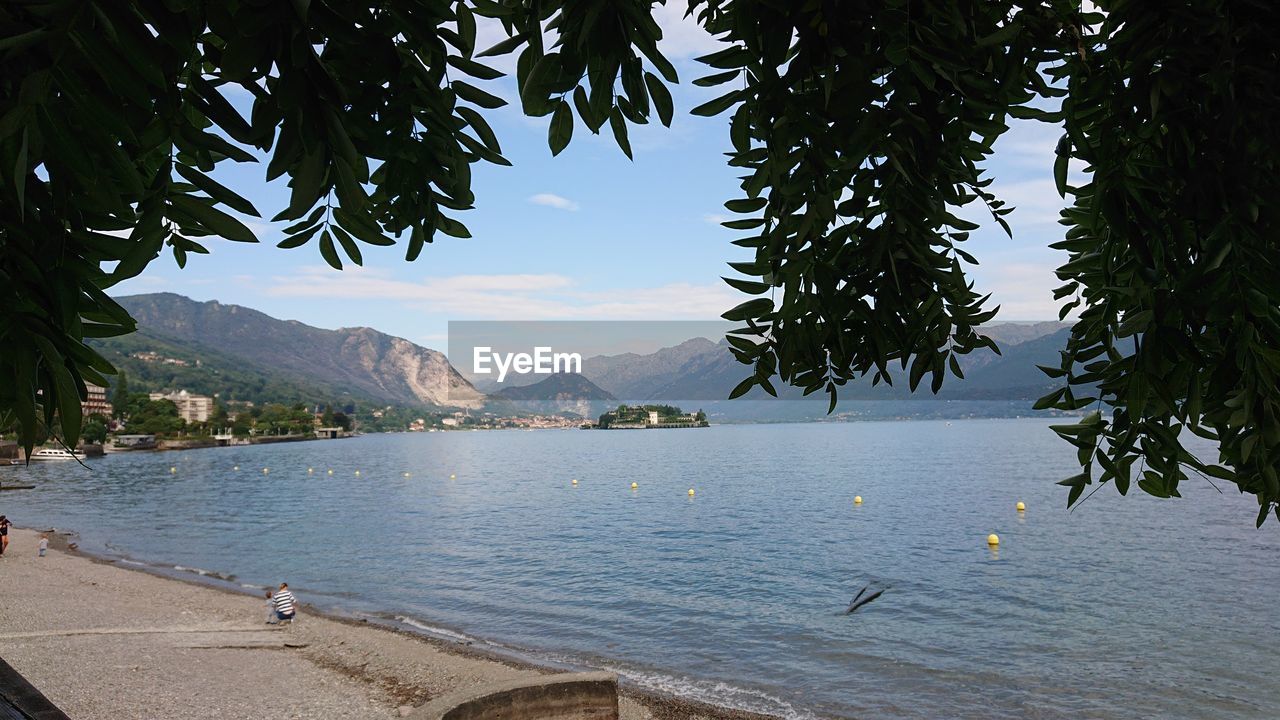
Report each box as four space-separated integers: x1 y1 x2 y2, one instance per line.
148 390 214 423
82 383 112 417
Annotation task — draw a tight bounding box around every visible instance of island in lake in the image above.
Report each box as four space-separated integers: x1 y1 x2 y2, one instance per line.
594 404 708 429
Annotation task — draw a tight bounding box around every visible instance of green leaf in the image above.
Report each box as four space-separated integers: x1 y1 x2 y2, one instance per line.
644 72 673 127
276 223 322 249
694 70 739 87
728 376 756 400
608 107 632 160
549 100 573 156
170 195 258 242
447 56 504 80
332 225 363 266
453 81 507 109
476 32 527 58
175 165 260 217
722 298 773 321
318 229 342 270
725 197 767 213
722 276 770 294
691 89 742 117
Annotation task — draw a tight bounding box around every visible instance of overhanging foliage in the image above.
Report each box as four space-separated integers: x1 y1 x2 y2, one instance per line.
1 1 1276 524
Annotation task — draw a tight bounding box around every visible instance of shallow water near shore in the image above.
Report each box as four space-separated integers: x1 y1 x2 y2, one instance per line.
3 419 1277 718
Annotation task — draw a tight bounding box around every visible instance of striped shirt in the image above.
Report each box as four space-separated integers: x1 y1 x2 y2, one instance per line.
273 589 296 615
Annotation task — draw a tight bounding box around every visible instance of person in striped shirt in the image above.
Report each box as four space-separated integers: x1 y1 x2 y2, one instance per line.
273 583 297 623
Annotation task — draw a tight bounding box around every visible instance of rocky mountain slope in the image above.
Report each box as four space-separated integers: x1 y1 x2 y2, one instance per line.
109 294 483 409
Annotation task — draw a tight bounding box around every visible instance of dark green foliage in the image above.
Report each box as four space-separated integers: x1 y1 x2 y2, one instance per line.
110 370 130 420
125 396 184 435
82 414 109 445
1036 1 1280 525
91 332 368 408
2 1 1278 522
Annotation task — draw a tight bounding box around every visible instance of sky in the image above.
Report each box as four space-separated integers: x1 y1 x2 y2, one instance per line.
113 8 1074 352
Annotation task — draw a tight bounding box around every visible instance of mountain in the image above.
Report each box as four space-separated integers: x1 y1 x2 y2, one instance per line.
570 325 1073 404
102 293 483 409
941 328 1071 399
488 373 616 418
490 373 616 402
580 337 729 399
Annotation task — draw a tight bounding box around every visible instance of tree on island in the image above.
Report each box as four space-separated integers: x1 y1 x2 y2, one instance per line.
1 2 1277 524
110 371 130 420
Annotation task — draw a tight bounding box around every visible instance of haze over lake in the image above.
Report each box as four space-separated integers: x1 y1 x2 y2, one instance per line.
4 419 1276 719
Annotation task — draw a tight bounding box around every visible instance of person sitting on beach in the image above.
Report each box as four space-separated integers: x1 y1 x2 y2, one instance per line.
273 582 297 623
264 589 278 624
38 534 48 557
0 516 10 557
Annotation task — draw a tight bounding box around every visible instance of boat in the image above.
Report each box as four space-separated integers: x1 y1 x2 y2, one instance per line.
29 448 87 461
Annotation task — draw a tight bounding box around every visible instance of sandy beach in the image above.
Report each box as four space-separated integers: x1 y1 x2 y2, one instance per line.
0 528 773 720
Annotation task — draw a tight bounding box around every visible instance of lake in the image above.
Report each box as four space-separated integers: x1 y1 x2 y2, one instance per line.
2 419 1276 718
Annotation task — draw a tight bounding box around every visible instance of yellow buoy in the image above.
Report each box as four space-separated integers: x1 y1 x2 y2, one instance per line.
234 465 239 471
308 467 314 474
1016 501 1026 512
450 474 456 480
688 488 696 496
403 472 411 478
987 533 1000 546
355 470 361 476
572 479 578 485
854 495 863 505
169 466 176 473
327 469 333 475
631 482 638 489
263 468 269 474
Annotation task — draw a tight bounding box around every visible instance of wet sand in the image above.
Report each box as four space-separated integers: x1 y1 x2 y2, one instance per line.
0 528 777 719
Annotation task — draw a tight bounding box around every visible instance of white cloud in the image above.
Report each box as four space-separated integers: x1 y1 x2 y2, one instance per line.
979 261 1074 322
266 268 737 321
653 3 724 59
702 213 730 225
528 193 580 211
989 179 1068 228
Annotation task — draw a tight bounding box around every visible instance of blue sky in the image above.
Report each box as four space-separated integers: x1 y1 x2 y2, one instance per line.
114 9 1073 351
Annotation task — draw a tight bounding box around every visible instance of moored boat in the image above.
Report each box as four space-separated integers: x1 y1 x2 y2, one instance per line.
29 448 87 461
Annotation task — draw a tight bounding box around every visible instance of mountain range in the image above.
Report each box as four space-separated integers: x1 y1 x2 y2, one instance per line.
97 293 483 409
95 293 1072 418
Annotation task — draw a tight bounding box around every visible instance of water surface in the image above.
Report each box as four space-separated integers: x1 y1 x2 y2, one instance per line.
2 420 1276 718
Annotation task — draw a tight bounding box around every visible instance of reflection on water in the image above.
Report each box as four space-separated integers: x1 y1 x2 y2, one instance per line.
2 420 1277 719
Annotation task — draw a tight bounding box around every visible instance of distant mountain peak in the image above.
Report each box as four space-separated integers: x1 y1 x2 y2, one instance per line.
113 293 483 409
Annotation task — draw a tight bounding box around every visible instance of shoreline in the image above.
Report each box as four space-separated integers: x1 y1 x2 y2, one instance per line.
6 527 783 720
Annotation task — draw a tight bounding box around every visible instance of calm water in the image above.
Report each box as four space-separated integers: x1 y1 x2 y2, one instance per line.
2 420 1277 718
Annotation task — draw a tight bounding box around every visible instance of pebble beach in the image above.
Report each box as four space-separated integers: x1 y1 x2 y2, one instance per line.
0 528 773 720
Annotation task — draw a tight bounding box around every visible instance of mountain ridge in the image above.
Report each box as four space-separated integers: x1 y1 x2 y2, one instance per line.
106 293 483 409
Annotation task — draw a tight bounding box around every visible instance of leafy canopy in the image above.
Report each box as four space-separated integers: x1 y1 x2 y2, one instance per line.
1 1 1277 524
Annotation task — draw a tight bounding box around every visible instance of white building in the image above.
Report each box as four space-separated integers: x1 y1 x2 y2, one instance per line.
82 383 112 417
148 390 214 423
